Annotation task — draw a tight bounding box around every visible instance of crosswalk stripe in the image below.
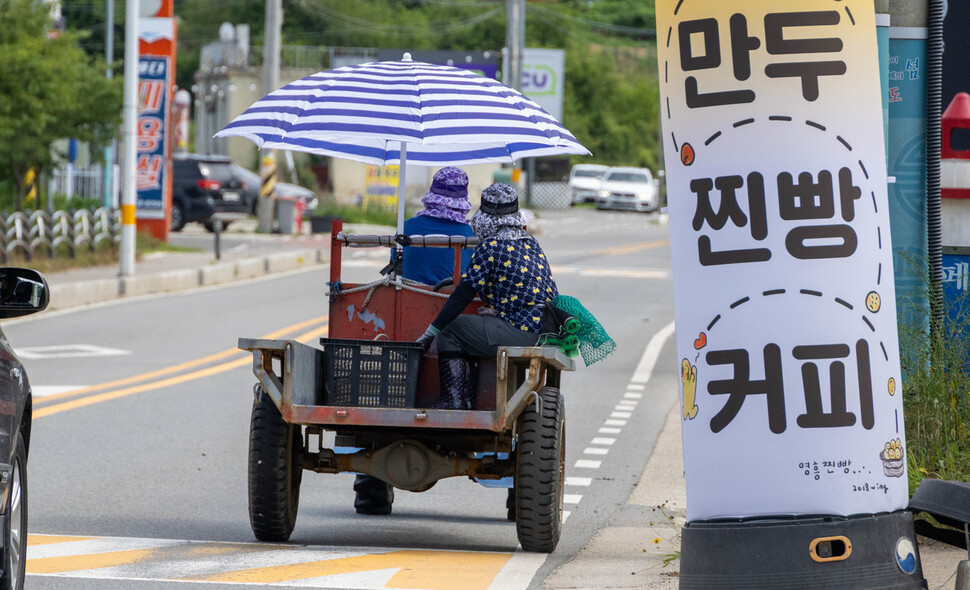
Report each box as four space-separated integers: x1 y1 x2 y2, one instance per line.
183 549 512 589
26 535 95 547
26 534 537 589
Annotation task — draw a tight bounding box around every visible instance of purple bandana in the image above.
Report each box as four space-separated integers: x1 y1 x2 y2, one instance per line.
416 166 472 224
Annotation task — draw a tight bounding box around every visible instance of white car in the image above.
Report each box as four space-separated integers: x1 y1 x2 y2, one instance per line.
596 167 659 212
568 164 609 204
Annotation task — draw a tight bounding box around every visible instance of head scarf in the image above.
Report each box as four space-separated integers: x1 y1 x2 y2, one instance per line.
469 182 530 240
416 167 472 224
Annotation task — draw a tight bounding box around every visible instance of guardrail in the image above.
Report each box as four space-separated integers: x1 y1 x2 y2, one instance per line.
0 208 120 263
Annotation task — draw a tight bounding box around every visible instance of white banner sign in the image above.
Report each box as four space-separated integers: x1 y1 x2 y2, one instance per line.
657 0 907 520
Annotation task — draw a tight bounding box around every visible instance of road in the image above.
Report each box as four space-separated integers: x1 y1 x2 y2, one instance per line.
6 208 677 589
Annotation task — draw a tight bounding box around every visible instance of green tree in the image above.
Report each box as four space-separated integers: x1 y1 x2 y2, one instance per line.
0 0 122 210
563 43 658 170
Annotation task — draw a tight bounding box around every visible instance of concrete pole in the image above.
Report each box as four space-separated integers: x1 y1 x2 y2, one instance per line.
104 0 115 209
119 0 138 277
258 0 282 233
506 0 531 203
504 0 523 90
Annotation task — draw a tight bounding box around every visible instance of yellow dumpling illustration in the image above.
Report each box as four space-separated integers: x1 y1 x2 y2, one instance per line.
681 359 698 420
866 291 881 313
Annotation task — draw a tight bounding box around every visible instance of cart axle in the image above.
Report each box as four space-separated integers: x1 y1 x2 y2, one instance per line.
300 439 512 492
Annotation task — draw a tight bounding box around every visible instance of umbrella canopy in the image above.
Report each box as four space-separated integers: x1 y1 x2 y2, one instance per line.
215 54 590 166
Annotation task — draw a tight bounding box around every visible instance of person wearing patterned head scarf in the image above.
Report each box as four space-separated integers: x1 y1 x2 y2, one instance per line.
396 166 476 285
416 183 560 410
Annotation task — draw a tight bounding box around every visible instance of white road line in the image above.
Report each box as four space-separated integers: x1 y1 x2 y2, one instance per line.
610 411 632 419
31 386 86 398
561 511 571 524
487 550 549 590
574 459 602 469
627 383 646 390
17 344 131 359
584 447 609 456
563 494 583 505
624 392 644 399
631 321 676 385
604 419 627 427
617 400 638 407
565 477 592 487
591 437 616 446
599 427 622 434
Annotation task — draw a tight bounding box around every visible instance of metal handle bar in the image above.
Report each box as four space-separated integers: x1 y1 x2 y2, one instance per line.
336 232 479 249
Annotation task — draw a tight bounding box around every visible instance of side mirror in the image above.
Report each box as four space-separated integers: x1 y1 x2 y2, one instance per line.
0 268 49 319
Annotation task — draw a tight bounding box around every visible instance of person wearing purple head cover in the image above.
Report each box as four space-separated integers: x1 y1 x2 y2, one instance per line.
398 167 476 285
355 167 475 516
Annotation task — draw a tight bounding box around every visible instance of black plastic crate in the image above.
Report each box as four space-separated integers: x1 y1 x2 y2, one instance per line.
320 338 424 408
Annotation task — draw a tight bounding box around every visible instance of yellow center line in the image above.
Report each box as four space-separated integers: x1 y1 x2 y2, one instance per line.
593 239 669 256
34 318 329 419
36 315 328 405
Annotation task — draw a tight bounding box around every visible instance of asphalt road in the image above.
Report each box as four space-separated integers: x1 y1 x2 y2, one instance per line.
5 208 677 589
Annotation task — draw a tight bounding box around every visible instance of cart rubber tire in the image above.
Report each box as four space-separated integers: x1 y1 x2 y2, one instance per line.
514 386 565 553
248 386 303 542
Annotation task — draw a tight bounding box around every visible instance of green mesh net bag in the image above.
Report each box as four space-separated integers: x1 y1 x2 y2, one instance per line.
548 295 615 366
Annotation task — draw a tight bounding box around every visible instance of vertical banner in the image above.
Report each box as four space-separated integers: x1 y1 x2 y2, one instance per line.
137 0 176 239
657 1 906 520
135 56 169 219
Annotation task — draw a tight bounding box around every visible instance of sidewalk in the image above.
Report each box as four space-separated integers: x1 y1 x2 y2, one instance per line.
545 402 967 589
40 221 334 312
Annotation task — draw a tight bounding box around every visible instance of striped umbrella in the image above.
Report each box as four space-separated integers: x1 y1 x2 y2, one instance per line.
216 53 590 167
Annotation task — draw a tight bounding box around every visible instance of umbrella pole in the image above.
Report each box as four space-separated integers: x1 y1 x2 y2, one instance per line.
393 142 408 337
397 142 407 235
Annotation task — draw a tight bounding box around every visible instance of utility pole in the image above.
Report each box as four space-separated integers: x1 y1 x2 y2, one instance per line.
119 0 138 277
104 0 115 209
504 0 523 91
505 0 532 204
258 0 282 233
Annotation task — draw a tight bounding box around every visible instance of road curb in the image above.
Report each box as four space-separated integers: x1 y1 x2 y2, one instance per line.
47 247 330 311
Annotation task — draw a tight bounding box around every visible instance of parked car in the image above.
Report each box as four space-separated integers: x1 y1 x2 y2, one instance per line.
0 267 49 590
171 154 249 232
569 164 610 204
228 164 319 217
596 167 659 212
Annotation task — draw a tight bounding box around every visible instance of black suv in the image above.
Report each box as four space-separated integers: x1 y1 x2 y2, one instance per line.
0 267 49 589
172 154 249 232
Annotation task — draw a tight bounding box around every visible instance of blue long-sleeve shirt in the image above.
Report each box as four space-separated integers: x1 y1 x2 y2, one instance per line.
399 215 476 285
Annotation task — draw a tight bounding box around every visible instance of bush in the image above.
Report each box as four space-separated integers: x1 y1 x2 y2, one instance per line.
312 202 414 227
902 273 970 493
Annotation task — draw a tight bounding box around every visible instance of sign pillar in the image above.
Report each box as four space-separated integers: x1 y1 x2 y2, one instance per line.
657 1 924 586
136 0 176 241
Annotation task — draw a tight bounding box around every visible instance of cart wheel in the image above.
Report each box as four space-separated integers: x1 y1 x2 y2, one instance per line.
514 386 565 553
249 386 303 542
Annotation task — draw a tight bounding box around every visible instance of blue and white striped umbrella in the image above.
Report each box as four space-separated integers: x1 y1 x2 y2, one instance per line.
215 54 590 167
